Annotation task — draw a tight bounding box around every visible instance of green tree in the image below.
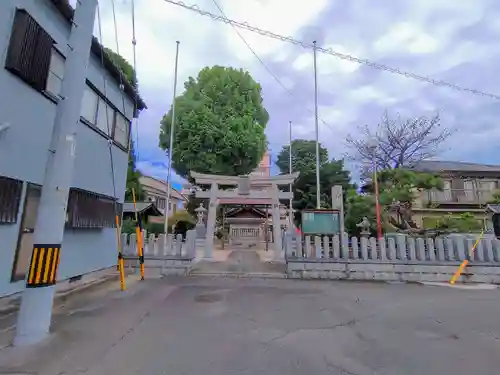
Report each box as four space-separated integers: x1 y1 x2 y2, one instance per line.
488 190 500 204
361 168 444 231
275 139 354 223
344 190 377 236
276 139 328 173
159 66 268 181
124 141 145 202
434 212 483 233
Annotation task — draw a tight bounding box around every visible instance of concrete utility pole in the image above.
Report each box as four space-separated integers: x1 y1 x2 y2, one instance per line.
14 0 98 347
312 40 321 209
164 41 180 235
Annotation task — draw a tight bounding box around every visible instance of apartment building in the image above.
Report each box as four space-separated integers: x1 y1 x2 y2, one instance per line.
0 0 146 297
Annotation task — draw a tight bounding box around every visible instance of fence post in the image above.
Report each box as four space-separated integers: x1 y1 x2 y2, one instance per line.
387 237 396 260
314 236 322 259
395 234 407 260
341 233 349 259
378 237 387 261
351 237 359 260
407 237 416 261
322 236 330 259
360 237 369 260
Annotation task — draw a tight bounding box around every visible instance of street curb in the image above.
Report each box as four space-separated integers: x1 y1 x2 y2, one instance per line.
419 281 499 290
0 273 121 317
188 272 287 279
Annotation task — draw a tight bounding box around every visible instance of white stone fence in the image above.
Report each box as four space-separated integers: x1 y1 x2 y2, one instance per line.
285 233 500 283
121 229 197 275
121 229 197 258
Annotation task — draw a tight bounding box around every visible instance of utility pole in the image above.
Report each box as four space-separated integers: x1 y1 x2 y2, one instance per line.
14 0 98 347
313 40 321 209
164 41 180 235
369 139 383 239
288 120 293 227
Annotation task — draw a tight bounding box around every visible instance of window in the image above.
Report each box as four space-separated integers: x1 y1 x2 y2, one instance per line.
114 114 130 147
155 197 165 210
66 188 121 229
0 176 23 224
45 49 65 97
5 9 54 92
80 86 98 124
80 84 130 148
96 98 115 135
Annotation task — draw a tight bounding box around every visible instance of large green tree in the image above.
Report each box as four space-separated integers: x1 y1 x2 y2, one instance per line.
276 139 354 223
159 66 268 181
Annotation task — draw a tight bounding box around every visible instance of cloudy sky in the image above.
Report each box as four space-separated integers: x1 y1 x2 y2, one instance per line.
94 0 500 186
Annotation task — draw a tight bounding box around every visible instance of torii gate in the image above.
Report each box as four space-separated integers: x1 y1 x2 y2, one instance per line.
190 171 299 260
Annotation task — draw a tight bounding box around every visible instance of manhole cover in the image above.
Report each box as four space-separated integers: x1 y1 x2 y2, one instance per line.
194 293 222 303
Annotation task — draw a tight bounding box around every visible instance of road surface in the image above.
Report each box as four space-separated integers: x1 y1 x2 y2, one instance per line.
0 276 499 374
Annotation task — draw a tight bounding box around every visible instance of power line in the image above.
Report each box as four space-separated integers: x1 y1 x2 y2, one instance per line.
162 0 500 101
209 0 334 132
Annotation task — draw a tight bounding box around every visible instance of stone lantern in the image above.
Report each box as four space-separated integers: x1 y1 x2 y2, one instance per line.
194 203 207 238
357 217 371 238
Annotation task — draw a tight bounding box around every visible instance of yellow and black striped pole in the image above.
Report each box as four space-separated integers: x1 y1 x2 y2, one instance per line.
26 245 61 288
132 188 145 280
115 214 126 291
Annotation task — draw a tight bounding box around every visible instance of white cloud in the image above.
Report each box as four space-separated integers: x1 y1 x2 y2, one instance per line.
220 0 329 62
374 22 439 55
83 0 500 177
292 44 361 75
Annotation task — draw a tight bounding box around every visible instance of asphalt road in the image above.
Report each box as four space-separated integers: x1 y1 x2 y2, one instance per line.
1 276 499 374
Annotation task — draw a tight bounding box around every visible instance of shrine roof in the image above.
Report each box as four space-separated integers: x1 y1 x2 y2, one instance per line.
219 198 273 205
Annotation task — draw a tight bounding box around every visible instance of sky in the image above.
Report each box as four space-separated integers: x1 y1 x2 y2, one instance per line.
93 0 500 188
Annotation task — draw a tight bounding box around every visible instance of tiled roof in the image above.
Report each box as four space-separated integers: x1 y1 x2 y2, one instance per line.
123 202 162 215
411 160 500 173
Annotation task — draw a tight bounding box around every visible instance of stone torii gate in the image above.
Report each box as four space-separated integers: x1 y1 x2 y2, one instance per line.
190 171 299 260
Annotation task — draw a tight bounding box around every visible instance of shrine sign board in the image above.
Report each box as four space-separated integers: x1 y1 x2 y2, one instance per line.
301 209 340 235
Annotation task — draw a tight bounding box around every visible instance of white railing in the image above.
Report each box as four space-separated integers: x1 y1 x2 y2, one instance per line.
285 233 500 263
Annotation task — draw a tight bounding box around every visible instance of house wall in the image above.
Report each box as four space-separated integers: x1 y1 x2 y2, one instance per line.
0 0 134 297
139 176 185 215
417 177 500 206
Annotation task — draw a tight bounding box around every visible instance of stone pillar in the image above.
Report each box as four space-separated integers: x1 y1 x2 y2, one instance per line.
271 184 283 260
204 183 218 259
331 185 345 247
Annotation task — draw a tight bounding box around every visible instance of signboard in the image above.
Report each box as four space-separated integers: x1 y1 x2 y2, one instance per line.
301 209 340 235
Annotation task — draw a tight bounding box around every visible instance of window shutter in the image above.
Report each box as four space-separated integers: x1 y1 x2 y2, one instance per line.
5 9 53 91
32 28 53 91
0 176 23 224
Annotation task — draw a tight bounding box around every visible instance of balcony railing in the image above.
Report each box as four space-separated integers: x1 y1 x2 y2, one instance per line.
421 188 496 204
